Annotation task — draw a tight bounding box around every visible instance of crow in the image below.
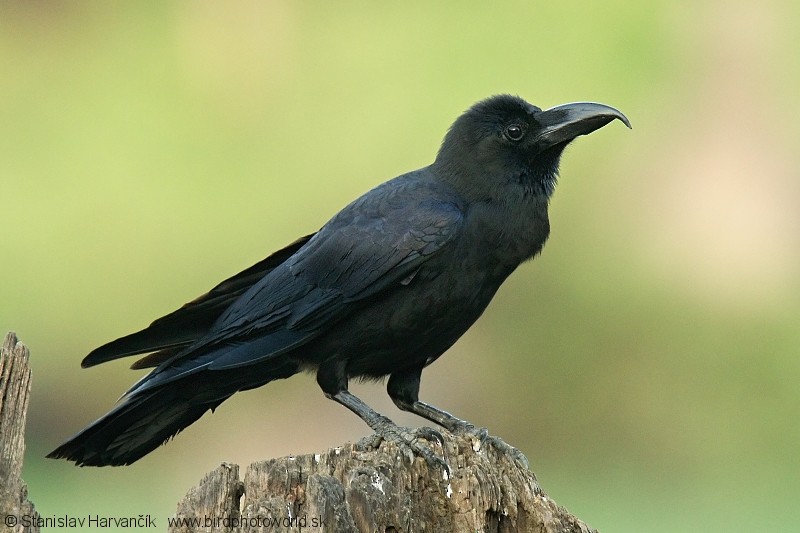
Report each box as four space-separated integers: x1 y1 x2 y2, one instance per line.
48 95 629 467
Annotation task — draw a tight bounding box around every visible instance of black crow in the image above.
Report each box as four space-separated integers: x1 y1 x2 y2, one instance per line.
48 95 629 467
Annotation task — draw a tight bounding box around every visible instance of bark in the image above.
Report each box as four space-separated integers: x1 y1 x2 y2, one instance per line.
171 430 597 533
0 332 39 533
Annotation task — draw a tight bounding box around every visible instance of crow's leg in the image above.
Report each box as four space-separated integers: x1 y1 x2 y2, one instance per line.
317 358 449 474
388 367 529 468
387 367 482 434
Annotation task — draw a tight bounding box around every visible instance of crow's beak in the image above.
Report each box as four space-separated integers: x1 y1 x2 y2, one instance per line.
535 102 631 148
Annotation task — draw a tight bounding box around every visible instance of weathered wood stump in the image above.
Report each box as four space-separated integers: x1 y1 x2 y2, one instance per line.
1 332 39 533
172 430 597 533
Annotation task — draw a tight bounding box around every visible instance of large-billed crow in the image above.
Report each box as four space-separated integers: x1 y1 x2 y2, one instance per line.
48 95 629 467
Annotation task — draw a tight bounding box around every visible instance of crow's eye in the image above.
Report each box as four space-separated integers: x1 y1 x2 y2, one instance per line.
505 124 524 141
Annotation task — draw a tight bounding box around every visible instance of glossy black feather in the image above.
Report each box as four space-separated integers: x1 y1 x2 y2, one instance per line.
49 95 629 466
125 174 464 392
81 234 314 369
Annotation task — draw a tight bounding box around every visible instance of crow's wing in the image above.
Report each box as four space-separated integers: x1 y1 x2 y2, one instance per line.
81 234 315 369
128 177 465 393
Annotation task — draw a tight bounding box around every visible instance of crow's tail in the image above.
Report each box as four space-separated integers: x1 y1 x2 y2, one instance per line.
46 385 231 467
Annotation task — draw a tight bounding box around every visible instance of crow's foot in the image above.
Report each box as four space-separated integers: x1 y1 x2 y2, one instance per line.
447 423 529 469
358 422 450 476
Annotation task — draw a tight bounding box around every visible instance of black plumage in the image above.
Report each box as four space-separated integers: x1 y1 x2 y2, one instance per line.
49 95 629 467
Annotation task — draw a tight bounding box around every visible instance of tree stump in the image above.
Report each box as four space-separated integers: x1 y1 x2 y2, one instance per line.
171 430 597 533
1 332 39 533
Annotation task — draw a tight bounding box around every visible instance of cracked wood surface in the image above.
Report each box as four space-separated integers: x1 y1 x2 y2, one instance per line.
171 431 597 533
1 332 39 533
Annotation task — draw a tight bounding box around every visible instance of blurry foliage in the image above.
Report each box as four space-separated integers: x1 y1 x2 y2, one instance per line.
1 1 798 531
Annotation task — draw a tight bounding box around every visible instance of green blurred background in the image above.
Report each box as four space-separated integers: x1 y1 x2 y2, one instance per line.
2 1 799 531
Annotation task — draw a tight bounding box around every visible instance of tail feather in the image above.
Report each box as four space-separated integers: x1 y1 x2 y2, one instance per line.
47 386 230 466
51 348 303 467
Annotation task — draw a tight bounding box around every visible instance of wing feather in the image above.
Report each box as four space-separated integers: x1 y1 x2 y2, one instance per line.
123 176 465 390
81 234 314 368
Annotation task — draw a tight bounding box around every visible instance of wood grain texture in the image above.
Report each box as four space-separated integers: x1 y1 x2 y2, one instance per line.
1 332 39 533
171 431 597 533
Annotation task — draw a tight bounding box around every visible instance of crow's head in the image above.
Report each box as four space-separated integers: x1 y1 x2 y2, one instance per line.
434 94 630 200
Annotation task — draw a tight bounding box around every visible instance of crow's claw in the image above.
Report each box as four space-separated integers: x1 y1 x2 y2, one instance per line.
365 423 451 477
